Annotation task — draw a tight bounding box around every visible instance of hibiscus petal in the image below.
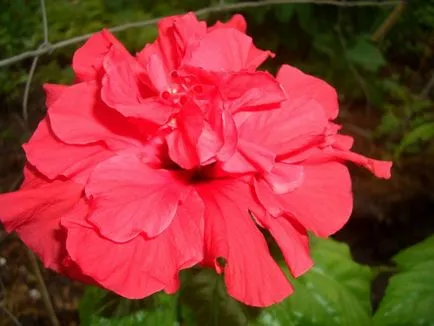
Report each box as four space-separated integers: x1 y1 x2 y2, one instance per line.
48 81 143 150
137 13 206 73
258 214 313 278
196 122 224 165
197 180 292 307
332 149 392 179
335 134 354 150
219 150 257 174
23 118 112 183
145 54 170 92
293 136 392 180
209 14 247 33
171 13 207 50
221 71 286 113
216 109 238 161
183 28 272 72
238 98 328 157
21 164 49 189
204 102 238 162
247 46 275 70
166 100 203 169
0 171 83 271
254 177 285 217
62 200 166 297
262 162 304 194
277 162 353 237
85 154 190 242
63 190 204 298
43 84 67 107
101 51 172 125
166 129 199 169
237 139 276 173
72 29 127 81
277 64 339 120
219 138 276 175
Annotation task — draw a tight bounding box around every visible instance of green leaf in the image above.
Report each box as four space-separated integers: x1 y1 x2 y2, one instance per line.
380 79 409 101
79 287 108 326
376 111 401 136
394 236 434 270
395 122 434 157
256 237 373 326
312 33 338 60
179 269 260 326
88 308 176 326
346 38 386 72
274 4 296 23
374 236 434 326
79 286 177 326
295 5 315 34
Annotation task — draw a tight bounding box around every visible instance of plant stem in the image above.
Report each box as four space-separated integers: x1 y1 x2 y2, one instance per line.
27 250 60 326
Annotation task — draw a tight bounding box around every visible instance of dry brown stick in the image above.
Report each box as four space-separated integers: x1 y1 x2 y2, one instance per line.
27 250 60 326
0 303 21 326
372 0 406 42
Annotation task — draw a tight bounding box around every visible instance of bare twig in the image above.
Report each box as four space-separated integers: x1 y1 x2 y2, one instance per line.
372 0 406 42
21 0 50 121
27 251 60 326
0 0 403 68
0 303 21 326
420 73 434 99
0 276 21 326
22 55 39 122
0 277 6 296
40 0 49 46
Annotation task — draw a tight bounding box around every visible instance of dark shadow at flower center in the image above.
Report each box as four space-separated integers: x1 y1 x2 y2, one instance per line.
164 160 216 184
188 165 215 184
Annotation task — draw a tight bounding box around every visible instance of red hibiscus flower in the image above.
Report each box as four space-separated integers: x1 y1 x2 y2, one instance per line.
0 13 391 307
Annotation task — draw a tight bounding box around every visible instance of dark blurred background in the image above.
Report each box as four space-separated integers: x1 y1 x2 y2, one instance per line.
0 0 433 325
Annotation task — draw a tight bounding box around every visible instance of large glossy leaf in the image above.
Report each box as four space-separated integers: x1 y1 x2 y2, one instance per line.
79 286 177 326
179 269 260 326
256 237 373 326
87 308 176 326
374 236 434 326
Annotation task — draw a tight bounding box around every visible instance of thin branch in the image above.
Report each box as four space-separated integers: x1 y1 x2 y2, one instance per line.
21 0 49 121
0 0 402 68
0 303 21 326
0 275 21 326
27 250 60 326
371 0 406 42
40 0 49 45
420 73 434 99
22 55 39 122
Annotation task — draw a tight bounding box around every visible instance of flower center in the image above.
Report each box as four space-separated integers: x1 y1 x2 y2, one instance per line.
160 71 205 106
162 157 216 183
187 164 215 183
